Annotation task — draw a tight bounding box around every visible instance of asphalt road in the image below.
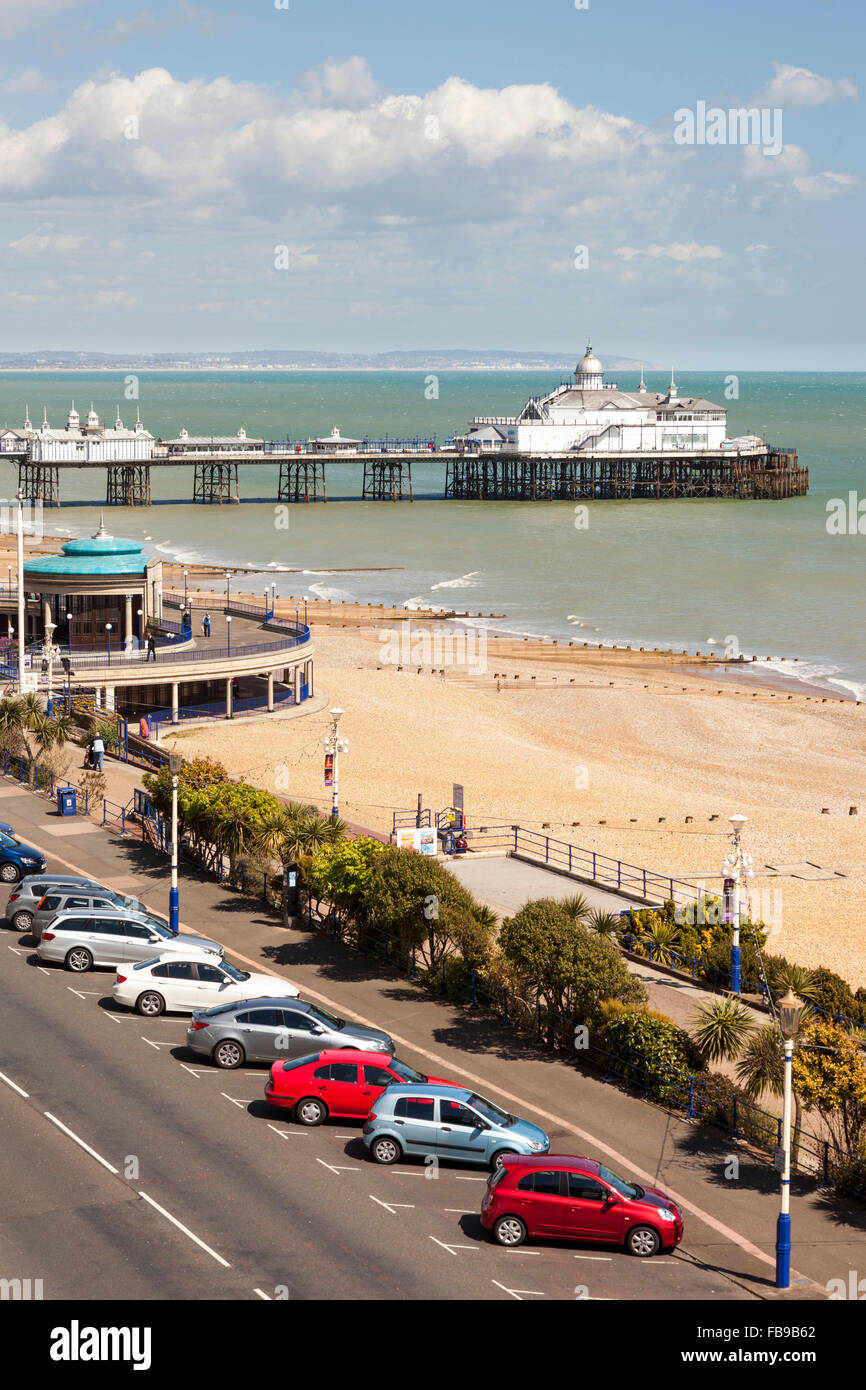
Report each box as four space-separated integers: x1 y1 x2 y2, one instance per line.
0 932 747 1302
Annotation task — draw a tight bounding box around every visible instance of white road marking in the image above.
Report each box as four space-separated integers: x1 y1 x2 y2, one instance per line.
454 1175 487 1182
370 1195 415 1216
429 1236 476 1256
253 1288 271 1301
104 1013 121 1024
37 967 50 976
180 1064 201 1078
67 987 87 1000
44 1111 119 1175
573 1255 612 1261
268 1123 309 1139
503 1250 539 1256
221 1094 248 1109
138 1191 231 1269
141 1037 165 1050
316 1157 360 1176
0 1068 29 1099
6 946 22 955
443 1208 473 1213
491 1279 545 1300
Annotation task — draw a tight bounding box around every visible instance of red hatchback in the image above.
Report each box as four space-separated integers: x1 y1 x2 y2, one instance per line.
265 1049 454 1126
480 1155 684 1257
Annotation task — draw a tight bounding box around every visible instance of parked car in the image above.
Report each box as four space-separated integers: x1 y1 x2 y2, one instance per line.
30 888 150 941
264 1049 454 1123
187 999 395 1069
0 821 15 836
362 1083 550 1169
37 913 223 973
0 830 45 883
5 874 106 932
113 956 301 1016
480 1154 684 1256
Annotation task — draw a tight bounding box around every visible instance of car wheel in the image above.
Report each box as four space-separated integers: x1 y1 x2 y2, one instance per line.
65 947 93 973
212 1040 245 1069
136 991 165 1017
295 1097 328 1126
370 1135 402 1165
0 863 20 883
493 1215 527 1248
490 1148 518 1171
626 1225 661 1258
11 910 32 932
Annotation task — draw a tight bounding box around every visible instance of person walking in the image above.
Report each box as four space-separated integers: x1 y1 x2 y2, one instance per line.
90 733 105 772
203 612 211 638
146 633 157 662
139 714 150 740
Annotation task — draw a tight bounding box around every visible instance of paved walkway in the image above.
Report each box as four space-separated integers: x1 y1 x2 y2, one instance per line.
0 769 855 1299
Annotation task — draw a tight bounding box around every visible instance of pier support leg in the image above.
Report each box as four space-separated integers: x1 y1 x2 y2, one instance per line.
106 464 151 506
194 462 239 504
18 461 60 507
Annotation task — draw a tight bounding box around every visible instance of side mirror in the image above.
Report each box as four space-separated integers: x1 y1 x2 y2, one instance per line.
604 1191 621 1206
311 1023 327 1035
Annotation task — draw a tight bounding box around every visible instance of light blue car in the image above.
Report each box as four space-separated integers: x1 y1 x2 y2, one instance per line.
362 1083 550 1169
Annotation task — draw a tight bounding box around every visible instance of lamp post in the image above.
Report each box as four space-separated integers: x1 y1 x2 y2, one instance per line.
776 988 804 1289
105 622 112 666
183 570 189 610
168 749 182 934
43 620 56 715
225 571 232 610
16 491 25 694
65 611 72 654
722 813 752 995
323 706 348 820
226 614 232 654
137 608 143 651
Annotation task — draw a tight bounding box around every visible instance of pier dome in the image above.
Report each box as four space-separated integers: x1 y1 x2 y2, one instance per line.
574 343 604 390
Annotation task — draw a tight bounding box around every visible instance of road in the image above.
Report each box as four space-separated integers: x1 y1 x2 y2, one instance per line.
0 777 858 1302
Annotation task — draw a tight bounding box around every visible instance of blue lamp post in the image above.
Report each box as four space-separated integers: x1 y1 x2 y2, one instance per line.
137 608 143 651
168 749 182 933
722 813 751 995
775 989 804 1288
226 614 232 654
105 622 112 666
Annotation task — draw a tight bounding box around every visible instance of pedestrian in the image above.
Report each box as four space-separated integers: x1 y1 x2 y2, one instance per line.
90 733 105 771
200 614 207 636
203 612 211 638
139 714 150 740
146 633 157 662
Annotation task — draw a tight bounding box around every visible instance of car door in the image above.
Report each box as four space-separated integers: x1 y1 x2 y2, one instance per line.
90 915 131 966
316 1061 360 1115
392 1095 438 1155
157 959 201 1009
359 1062 403 1118
563 1173 627 1243
278 1007 322 1058
234 1008 285 1061
511 1169 571 1237
191 960 237 1008
121 919 162 963
436 1097 491 1163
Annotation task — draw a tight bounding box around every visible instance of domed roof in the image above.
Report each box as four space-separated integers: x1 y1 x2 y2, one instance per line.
576 342 604 377
24 523 151 578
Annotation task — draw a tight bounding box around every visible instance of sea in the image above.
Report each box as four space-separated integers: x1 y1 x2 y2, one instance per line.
1 369 864 699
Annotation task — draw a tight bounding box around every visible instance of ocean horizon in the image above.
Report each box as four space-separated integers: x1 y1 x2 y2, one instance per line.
2 368 864 700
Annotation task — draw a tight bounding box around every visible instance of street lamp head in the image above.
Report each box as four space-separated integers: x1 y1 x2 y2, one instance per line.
778 988 804 1040
168 750 183 775
330 706 344 718
105 623 112 631
729 813 748 833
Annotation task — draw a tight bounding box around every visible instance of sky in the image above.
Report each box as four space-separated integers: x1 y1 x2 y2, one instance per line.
0 0 863 367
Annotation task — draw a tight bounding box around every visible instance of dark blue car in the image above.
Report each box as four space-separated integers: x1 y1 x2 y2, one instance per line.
0 829 46 883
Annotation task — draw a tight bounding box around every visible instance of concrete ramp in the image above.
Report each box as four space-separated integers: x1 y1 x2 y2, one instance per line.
445 854 639 920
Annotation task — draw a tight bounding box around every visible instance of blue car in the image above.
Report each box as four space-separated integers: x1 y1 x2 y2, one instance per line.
0 829 46 883
363 1083 550 1169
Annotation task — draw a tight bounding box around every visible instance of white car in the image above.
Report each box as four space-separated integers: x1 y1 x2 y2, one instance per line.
112 955 300 1017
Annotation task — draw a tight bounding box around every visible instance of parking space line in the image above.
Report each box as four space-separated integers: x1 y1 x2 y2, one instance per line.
573 1255 612 1261
220 1094 248 1109
253 1288 271 1300
180 1064 200 1078
138 1191 231 1269
429 1235 475 1255
267 1123 309 1139
0 1068 29 1099
44 1111 119 1175
316 1157 360 1175
6 946 22 955
67 987 87 1000
491 1279 545 1300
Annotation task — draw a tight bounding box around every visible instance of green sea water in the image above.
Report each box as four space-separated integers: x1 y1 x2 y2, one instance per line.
1 369 864 696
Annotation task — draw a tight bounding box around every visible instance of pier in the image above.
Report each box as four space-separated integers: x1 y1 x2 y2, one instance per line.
1 437 807 506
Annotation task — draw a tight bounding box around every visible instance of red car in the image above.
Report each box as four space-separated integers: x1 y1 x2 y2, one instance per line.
265 1049 454 1126
480 1155 684 1256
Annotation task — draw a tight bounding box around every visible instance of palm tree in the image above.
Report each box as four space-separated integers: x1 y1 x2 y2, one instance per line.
692 997 755 1064
560 891 591 923
588 909 621 935
736 1022 806 1166
769 961 819 1003
254 805 347 923
632 918 681 965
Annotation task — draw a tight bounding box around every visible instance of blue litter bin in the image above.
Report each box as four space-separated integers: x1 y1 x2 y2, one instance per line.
57 786 77 817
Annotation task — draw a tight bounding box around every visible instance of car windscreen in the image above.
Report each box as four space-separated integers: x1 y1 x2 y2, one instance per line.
0 831 19 849
221 962 249 983
469 1093 512 1126
281 1053 321 1072
597 1163 642 1200
388 1057 427 1083
132 958 162 970
313 1003 343 1029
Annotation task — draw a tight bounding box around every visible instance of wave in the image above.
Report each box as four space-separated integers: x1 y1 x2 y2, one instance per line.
309 580 356 602
430 571 482 591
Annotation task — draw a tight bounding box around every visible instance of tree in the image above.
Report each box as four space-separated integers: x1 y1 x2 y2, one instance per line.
691 998 754 1064
602 1009 705 1104
256 809 349 923
792 1020 866 1154
499 897 645 1028
357 846 489 969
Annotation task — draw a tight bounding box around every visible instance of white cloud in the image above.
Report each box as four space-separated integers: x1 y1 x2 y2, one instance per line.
615 242 723 262
0 69 55 95
9 226 87 256
759 62 858 107
743 142 860 200
93 289 141 308
0 0 90 38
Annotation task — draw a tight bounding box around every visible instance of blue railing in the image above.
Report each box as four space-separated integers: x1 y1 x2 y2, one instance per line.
263 436 437 455
0 625 311 677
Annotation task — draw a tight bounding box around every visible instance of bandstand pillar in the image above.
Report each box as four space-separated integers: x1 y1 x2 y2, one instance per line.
171 682 179 725
225 678 233 720
267 671 274 712
124 594 134 646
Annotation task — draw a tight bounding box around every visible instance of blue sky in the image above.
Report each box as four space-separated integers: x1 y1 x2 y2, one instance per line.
0 0 863 366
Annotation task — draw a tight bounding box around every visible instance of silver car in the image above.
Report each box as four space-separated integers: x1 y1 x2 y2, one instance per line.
36 912 224 973
5 875 107 933
30 888 144 942
186 995 395 1068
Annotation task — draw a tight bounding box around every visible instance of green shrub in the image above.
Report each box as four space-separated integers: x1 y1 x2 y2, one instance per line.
694 1071 779 1149
602 1009 704 1105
